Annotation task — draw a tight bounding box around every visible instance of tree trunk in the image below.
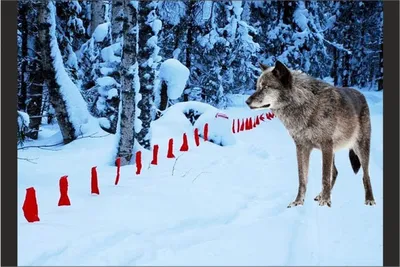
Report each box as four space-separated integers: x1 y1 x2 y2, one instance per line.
18 1 29 111
111 0 124 42
159 81 168 111
377 42 383 91
91 0 105 35
331 48 338 86
136 2 156 150
116 0 138 165
38 0 88 144
26 4 44 140
183 1 194 102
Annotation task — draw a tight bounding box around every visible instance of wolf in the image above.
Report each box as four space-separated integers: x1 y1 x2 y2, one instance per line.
246 61 376 208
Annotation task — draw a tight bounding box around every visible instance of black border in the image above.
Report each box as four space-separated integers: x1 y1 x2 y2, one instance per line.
2 1 18 266
2 1 400 266
382 1 400 266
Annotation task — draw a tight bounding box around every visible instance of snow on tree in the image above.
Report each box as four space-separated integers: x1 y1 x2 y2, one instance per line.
157 58 190 112
115 0 138 165
38 0 90 143
17 111 31 145
159 59 190 100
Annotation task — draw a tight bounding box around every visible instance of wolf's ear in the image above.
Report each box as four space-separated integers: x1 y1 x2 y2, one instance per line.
259 63 270 71
272 61 292 88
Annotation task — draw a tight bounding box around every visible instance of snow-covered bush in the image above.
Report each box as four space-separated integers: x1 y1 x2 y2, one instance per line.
17 111 30 145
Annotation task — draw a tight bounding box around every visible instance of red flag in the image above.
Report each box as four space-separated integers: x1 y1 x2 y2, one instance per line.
204 123 209 141
180 133 189 152
59 175 72 204
167 138 175 158
151 144 159 165
91 168 100 194
114 158 121 185
136 151 142 175
194 128 200 146
22 187 40 223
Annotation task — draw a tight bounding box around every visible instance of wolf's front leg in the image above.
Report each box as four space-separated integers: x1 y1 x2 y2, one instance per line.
318 142 333 207
288 143 312 208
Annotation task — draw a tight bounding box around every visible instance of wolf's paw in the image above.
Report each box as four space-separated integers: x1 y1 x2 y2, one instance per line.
287 199 304 208
318 198 331 207
314 193 322 201
365 199 376 206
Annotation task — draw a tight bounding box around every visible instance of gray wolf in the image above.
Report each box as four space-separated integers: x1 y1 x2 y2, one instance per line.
246 61 376 208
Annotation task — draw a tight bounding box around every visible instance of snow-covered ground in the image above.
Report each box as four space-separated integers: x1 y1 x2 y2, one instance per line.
17 90 383 266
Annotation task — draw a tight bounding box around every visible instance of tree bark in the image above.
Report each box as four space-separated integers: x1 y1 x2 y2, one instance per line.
111 0 124 42
91 0 105 35
377 42 383 91
38 0 85 143
183 1 195 102
116 0 138 165
26 3 44 140
137 2 156 150
159 81 168 111
18 1 29 111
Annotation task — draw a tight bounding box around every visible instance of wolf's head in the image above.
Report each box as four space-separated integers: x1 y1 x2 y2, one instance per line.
246 61 293 110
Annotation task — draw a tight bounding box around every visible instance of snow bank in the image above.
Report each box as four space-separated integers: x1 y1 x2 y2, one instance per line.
158 59 190 100
194 110 236 146
163 101 236 146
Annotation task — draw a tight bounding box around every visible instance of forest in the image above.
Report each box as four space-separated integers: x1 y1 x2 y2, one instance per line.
17 0 383 165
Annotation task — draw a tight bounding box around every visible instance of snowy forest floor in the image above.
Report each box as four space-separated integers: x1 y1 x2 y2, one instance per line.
18 90 383 266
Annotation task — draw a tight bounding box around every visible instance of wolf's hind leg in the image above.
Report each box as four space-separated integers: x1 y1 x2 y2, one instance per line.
354 141 375 205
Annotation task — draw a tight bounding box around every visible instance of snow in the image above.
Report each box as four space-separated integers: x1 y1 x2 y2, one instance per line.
100 67 115 76
96 76 117 87
101 44 121 63
92 22 110 42
107 88 119 100
152 19 162 35
18 89 382 266
98 117 111 129
47 1 91 137
232 1 243 17
17 111 30 130
158 59 190 100
294 1 309 31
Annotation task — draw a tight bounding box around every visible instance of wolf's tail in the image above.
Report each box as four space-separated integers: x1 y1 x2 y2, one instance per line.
349 149 361 174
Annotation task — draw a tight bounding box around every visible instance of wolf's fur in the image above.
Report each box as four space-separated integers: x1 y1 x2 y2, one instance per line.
246 61 375 207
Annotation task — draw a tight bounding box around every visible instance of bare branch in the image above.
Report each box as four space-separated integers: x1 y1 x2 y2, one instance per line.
18 157 38 164
181 168 192 178
192 171 211 183
18 132 110 150
172 153 184 176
